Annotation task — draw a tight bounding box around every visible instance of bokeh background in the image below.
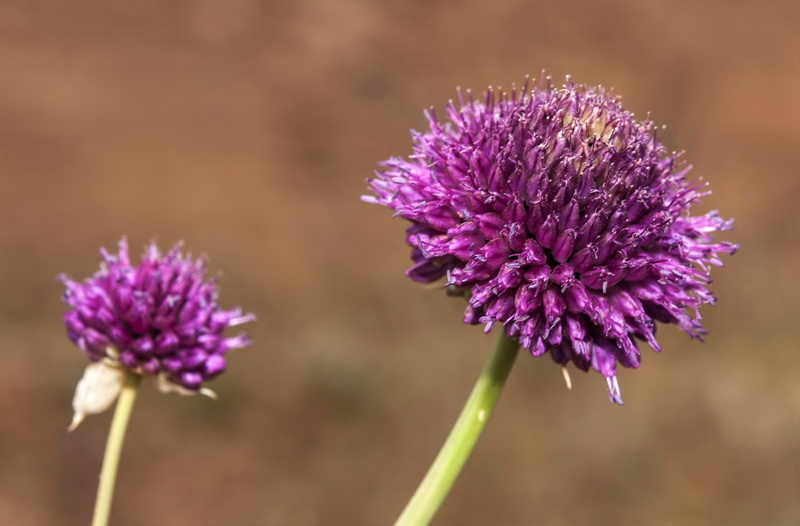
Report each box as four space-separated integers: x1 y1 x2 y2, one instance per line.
1 1 798 525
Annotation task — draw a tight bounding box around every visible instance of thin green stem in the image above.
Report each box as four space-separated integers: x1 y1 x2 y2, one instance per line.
92 371 141 526
394 331 520 526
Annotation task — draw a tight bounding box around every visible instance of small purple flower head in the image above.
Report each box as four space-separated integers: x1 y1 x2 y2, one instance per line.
61 238 254 395
364 77 737 404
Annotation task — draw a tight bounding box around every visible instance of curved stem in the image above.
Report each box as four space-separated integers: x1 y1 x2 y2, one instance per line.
394 331 520 526
92 371 141 526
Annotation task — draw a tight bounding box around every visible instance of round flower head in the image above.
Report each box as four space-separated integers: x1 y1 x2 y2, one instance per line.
364 77 737 404
61 238 254 428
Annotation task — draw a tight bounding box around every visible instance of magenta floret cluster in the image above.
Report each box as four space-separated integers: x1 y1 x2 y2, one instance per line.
365 78 737 403
60 238 254 391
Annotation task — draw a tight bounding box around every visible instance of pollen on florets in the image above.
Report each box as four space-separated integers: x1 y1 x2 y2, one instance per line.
60 238 254 425
364 76 737 404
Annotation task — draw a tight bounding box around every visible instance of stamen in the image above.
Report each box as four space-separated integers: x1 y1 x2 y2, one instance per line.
561 366 572 390
605 376 624 405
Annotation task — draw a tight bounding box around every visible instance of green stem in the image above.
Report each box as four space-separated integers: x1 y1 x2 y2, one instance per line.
394 331 520 526
92 371 141 526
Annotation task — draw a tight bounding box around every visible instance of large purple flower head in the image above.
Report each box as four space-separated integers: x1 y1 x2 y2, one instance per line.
364 77 737 404
61 238 254 397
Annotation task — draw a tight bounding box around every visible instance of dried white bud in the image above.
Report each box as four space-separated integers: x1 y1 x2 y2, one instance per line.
68 361 126 431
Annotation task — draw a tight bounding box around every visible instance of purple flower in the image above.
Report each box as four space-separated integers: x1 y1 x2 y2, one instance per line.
61 238 254 393
364 77 737 404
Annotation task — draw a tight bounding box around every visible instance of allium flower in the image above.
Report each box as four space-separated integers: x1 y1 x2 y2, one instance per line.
61 238 254 427
364 77 737 404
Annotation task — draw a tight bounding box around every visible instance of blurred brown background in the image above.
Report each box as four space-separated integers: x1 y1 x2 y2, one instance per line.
1 1 798 525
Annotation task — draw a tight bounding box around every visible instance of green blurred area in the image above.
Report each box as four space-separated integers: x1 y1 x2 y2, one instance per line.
0 1 798 524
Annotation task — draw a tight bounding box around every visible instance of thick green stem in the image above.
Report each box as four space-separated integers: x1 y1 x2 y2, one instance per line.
91 371 141 526
394 331 520 526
